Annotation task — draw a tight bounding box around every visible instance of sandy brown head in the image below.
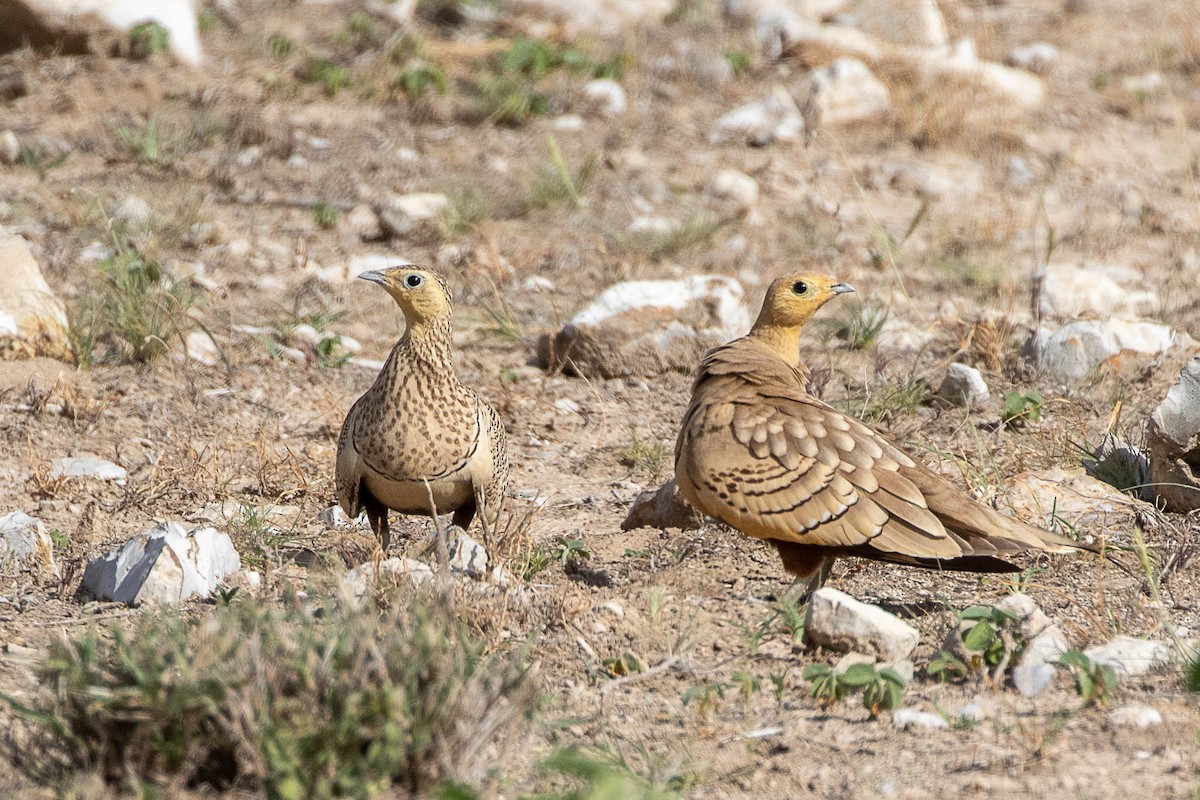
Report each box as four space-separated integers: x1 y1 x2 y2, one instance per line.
753 273 855 331
358 265 453 323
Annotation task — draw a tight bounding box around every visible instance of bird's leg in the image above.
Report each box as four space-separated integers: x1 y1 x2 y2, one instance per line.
364 498 390 553
422 479 449 576
451 497 477 533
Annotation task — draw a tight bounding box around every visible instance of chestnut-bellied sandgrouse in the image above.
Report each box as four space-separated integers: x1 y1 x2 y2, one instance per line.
674 272 1091 591
336 266 508 551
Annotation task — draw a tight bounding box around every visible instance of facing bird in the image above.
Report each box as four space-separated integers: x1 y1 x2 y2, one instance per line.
674 272 1090 592
335 266 508 551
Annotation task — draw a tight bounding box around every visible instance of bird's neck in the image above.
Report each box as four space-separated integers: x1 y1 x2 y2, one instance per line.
748 322 801 364
387 317 455 376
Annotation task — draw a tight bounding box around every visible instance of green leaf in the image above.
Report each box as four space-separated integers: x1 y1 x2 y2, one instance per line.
839 663 877 687
959 606 996 621
802 664 831 681
876 667 908 688
1058 650 1091 670
962 621 996 653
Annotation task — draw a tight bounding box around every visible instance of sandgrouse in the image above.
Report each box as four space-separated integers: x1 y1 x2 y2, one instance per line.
335 266 508 551
674 272 1089 591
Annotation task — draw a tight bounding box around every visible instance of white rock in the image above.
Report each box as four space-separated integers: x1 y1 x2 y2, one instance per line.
1012 663 1056 699
1107 704 1163 728
538 276 749 378
184 330 220 366
367 0 415 24
343 204 383 242
0 234 72 360
626 216 676 234
1012 625 1068 698
1005 466 1142 531
0 130 19 164
1123 71 1164 96
707 169 759 212
1007 42 1058 76
1006 156 1036 189
524 275 556 292
1038 262 1156 318
892 709 948 730
551 114 584 131
710 86 805 145
581 79 627 117
51 456 127 485
802 57 891 127
378 192 451 238
1148 355 1200 512
0 0 203 64
114 195 153 228
845 0 946 48
448 531 489 577
1028 318 1177 381
804 587 920 661
725 0 846 24
916 43 1045 111
501 0 674 37
0 511 54 571
340 557 435 608
554 397 582 414
318 505 355 527
936 363 989 408
1083 636 1173 677
765 18 883 63
81 521 240 605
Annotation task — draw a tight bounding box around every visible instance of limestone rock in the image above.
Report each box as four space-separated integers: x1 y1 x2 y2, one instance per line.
774 20 884 64
1007 42 1058 76
378 192 450 240
1037 262 1156 318
0 0 203 64
1004 465 1141 533
800 57 891 128
343 204 384 242
537 275 749 378
846 0 947 48
0 511 55 573
804 587 919 661
710 86 805 145
1026 318 1178 381
892 709 948 730
81 521 241 605
447 531 489 577
1147 355 1200 512
0 234 72 361
581 79 627 117
935 363 990 409
500 0 674 38
51 455 128 485
621 478 704 531
1013 626 1068 698
1083 635 1173 677
1107 704 1163 729
707 169 760 214
916 40 1045 112
0 129 19 164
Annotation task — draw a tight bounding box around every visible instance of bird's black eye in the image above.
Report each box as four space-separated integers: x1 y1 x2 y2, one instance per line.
404 273 423 289
792 280 808 295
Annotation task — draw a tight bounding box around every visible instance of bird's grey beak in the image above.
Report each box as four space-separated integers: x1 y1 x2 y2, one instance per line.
358 269 388 286
831 283 855 295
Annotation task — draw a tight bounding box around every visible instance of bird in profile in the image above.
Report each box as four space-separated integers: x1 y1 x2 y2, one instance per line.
335 266 508 551
674 272 1091 592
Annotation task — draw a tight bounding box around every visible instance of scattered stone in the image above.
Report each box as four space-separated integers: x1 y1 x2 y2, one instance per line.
378 192 451 239
1037 262 1156 318
707 169 759 214
0 234 72 361
0 511 54 572
537 275 749 379
318 505 357 528
710 86 805 146
447 531 489 577
994 594 1053 638
1083 432 1151 502
343 204 383 242
800 57 891 128
0 130 18 164
114 194 153 229
1123 71 1164 97
1007 42 1058 76
502 0 674 38
0 0 204 64
935 363 990 409
81 521 241 605
184 330 221 367
917 41 1046 111
51 456 127 485
1006 156 1036 189
1004 465 1140 532
551 113 584 131
581 79 627 117
892 709 948 730
846 0 947 48
804 587 919 661
1107 705 1164 729
1012 661 1056 699
1083 635 1173 677
774 19 883 64
1026 318 1178 381
621 478 704 531
1013 626 1068 698
1147 355 1200 512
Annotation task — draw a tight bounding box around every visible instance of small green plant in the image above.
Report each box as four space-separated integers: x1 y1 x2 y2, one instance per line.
18 142 69 182
620 428 671 482
304 57 352 95
802 662 908 717
520 747 682 800
47 529 69 550
848 376 928 425
525 136 596 210
69 240 203 367
724 49 751 75
732 669 761 707
768 670 788 705
394 59 448 101
1059 651 1118 706
129 21 170 57
625 214 726 261
682 681 729 721
267 33 295 59
601 651 645 678
1186 651 1200 692
1003 390 1044 427
315 335 351 368
197 11 217 36
312 201 339 229
474 72 549 125
553 536 590 567
442 186 495 236
115 118 162 162
927 649 970 683
518 543 554 580
820 302 889 350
